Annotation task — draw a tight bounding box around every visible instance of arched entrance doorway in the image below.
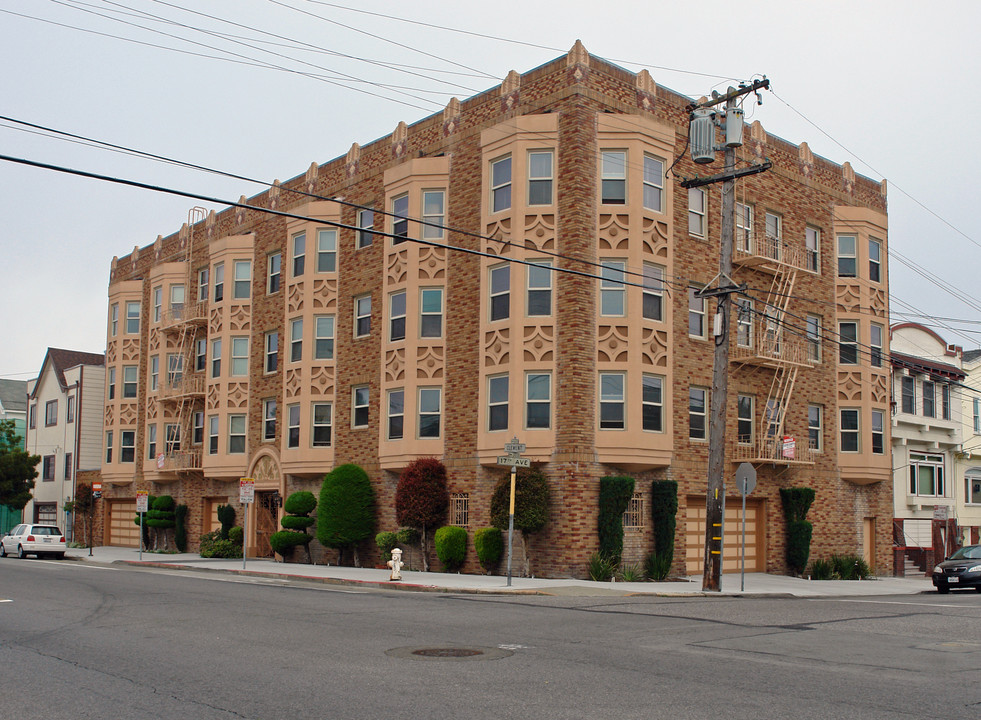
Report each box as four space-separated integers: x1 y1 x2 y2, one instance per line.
248 451 284 558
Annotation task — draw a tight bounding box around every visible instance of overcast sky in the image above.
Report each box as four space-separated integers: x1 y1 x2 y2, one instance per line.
2 0 978 380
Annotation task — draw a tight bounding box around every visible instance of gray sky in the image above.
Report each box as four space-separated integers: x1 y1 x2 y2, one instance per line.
2 0 979 380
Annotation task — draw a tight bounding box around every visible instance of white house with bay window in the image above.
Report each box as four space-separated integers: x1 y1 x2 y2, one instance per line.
890 324 965 569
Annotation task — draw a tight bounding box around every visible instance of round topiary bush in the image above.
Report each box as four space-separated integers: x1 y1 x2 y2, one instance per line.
284 490 317 516
269 529 312 556
474 527 503 573
318 463 375 566
434 526 467 571
228 526 244 545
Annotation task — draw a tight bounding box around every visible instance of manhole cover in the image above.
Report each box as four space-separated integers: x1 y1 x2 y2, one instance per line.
386 646 514 661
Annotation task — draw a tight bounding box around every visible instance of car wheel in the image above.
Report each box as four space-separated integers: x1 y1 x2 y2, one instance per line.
0 543 6 558
54 553 65 560
937 582 950 594
17 545 27 559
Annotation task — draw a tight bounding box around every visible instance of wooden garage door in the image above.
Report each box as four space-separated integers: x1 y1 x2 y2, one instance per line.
685 496 764 574
108 499 140 547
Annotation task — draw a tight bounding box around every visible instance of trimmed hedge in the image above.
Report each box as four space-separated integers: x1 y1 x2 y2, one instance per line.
474 527 503 573
284 491 317 516
598 475 634 565
318 464 375 564
269 530 312 555
650 480 679 558
175 504 188 552
780 487 816 575
434 526 467 571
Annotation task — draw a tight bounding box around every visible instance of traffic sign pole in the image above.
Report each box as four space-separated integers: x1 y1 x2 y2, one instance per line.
506 465 516 587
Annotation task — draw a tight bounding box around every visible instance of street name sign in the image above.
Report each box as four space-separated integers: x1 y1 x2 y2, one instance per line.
497 455 530 467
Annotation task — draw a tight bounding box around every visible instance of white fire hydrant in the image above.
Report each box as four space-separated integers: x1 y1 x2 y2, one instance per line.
387 547 403 581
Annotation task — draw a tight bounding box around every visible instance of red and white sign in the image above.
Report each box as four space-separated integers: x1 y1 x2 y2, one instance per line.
782 436 796 459
239 478 255 504
136 491 149 513
156 453 165 469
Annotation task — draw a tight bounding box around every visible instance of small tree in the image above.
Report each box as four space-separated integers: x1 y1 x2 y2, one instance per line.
395 458 449 572
780 487 816 575
270 490 317 563
146 495 176 551
216 504 236 540
490 467 550 578
318 464 375 567
73 483 97 552
598 475 635 566
0 420 38 511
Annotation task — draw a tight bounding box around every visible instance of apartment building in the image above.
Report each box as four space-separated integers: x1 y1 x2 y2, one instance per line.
24 348 105 538
100 43 892 577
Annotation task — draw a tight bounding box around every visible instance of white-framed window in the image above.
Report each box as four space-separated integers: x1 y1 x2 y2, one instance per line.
870 323 883 368
213 262 224 302
290 318 303 362
228 415 246 454
110 303 119 336
44 400 57 427
193 411 204 445
840 408 859 452
689 386 708 440
837 235 857 277
66 395 75 424
420 288 443 338
600 260 626 316
392 193 409 243
491 155 511 213
231 337 249 376
765 211 781 241
387 389 404 440
150 355 159 392
737 394 754 445
838 321 858 364
120 430 136 463
688 287 706 339
642 153 664 212
528 151 553 206
292 233 306 277
805 226 820 273
314 315 335 360
357 208 374 249
527 261 552 316
871 409 884 454
642 263 664 322
233 260 251 299
123 365 138 398
965 470 981 505
622 492 644 529
806 314 822 362
208 415 219 455
287 404 300 449
265 331 278 373
974 398 981 433
901 376 915 414
451 493 470 527
418 387 441 438
198 267 208 303
147 424 157 460
422 190 445 240
526 372 551 430
390 291 406 341
107 368 116 400
909 452 944 497
126 301 140 334
352 385 369 428
28 403 36 429
170 285 184 319
211 338 222 378
152 286 162 323
267 252 282 293
312 402 332 447
317 229 337 273
490 264 510 321
599 372 625 430
263 398 277 441
688 187 706 237
869 238 882 283
736 298 753 348
922 380 936 418
355 295 371 337
105 430 113 463
601 150 627 204
488 374 508 432
942 384 951 421
165 423 180 453
736 203 753 252
808 404 822 452
642 374 663 432
195 338 207 372
167 354 183 388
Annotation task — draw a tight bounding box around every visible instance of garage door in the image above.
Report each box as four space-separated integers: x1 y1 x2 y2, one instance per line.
685 496 764 575
107 499 140 547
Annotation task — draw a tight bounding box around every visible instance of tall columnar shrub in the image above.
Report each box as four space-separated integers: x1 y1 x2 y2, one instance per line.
490 467 550 578
216 504 236 540
146 495 176 551
395 458 449 572
650 480 679 579
474 527 503 574
434 526 468 572
597 475 635 566
270 490 318 563
174 504 188 552
780 487 816 575
318 464 375 567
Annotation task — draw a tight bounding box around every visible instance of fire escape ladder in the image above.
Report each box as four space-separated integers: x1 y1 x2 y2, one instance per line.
759 262 800 459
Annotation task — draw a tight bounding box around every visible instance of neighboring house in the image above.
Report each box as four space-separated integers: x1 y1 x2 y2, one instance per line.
0 378 28 533
24 348 105 539
99 42 892 577
890 324 965 573
955 349 981 546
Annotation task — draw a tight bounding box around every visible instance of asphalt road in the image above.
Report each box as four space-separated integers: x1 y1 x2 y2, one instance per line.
1 557 979 719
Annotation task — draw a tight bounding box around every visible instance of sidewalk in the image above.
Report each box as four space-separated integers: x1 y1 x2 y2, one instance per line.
64 546 937 598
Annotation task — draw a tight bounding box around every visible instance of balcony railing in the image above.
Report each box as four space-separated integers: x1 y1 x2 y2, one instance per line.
159 373 205 400
161 301 207 330
732 435 816 465
734 235 815 274
155 449 203 473
732 321 814 368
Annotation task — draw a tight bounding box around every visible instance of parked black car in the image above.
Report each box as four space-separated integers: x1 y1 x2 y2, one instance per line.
932 544 981 593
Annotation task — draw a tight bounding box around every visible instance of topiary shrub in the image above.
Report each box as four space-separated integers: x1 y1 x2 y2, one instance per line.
434 526 467 572
147 495 176 551
284 490 317 516
228 526 244 545
395 458 449 572
650 480 678 565
490 467 550 578
174 504 188 552
376 531 398 562
780 487 816 575
598 475 634 566
216 504 236 540
474 527 503 574
318 464 375 567
274 491 318 563
269 530 311 557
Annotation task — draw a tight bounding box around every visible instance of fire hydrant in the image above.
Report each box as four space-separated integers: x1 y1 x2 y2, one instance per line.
387 547 403 581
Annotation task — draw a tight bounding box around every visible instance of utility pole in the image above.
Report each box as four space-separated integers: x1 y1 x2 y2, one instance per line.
681 79 770 592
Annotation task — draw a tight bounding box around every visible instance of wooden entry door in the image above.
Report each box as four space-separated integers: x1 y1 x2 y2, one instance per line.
254 491 280 558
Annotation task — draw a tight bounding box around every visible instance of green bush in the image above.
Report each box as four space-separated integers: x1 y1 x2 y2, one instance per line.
644 551 673 581
618 563 643 582
786 520 813 575
175 504 188 552
318 463 375 566
474 527 503 573
228 526 243 545
434 526 468 571
216 504 236 540
284 491 317 516
269 530 312 555
199 530 242 558
810 558 834 580
490 467 550 577
588 552 616 582
281 515 315 531
779 487 815 523
376 531 398 562
598 475 634 566
396 527 420 545
831 553 871 580
650 480 678 560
